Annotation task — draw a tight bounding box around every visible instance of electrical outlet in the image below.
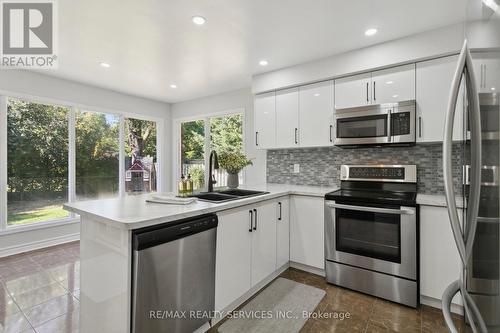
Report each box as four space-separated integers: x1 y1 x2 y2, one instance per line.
293 164 300 173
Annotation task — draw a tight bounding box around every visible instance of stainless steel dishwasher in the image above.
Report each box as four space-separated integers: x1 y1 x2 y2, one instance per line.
132 214 218 333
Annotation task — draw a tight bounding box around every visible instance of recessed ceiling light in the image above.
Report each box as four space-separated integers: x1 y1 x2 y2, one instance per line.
392 94 399 98
313 93 320 97
259 60 268 66
483 0 499 12
170 84 178 89
491 87 496 91
192 16 206 25
99 62 110 68
386 81 394 85
365 28 378 36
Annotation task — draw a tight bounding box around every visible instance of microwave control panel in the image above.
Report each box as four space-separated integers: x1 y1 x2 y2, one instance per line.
391 112 411 136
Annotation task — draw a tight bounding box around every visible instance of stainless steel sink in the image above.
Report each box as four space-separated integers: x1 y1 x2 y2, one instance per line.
191 189 269 203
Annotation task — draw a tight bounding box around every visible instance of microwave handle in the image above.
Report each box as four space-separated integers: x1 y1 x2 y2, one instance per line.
387 109 392 142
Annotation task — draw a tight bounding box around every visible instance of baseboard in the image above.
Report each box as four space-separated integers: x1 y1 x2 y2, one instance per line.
211 263 290 326
420 295 464 315
289 261 325 277
0 233 80 258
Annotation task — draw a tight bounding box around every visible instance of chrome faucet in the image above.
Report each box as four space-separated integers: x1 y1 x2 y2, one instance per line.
208 150 219 192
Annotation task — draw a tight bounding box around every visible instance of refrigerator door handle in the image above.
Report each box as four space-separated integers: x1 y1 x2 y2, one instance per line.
442 40 485 333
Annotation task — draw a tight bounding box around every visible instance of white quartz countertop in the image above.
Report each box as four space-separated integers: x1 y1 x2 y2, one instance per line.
416 194 465 208
64 183 337 230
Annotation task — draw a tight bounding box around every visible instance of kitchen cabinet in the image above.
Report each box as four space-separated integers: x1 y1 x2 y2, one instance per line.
371 64 415 104
276 198 290 268
254 92 276 148
416 56 465 142
275 88 299 148
215 199 280 311
251 200 278 287
473 52 500 93
420 205 463 305
215 206 252 312
334 73 371 109
290 196 324 269
334 64 415 110
299 81 334 147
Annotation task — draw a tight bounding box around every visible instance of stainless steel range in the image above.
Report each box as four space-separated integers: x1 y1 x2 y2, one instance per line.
324 164 419 307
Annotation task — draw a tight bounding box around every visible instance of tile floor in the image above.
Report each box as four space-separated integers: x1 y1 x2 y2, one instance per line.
0 242 80 333
0 242 466 333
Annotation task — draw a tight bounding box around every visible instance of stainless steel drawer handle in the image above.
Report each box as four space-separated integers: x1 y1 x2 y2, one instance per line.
326 202 415 215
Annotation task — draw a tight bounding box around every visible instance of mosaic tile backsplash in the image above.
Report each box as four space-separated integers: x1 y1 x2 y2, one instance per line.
267 143 464 195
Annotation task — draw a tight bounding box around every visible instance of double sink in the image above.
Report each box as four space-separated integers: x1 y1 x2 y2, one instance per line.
191 189 269 203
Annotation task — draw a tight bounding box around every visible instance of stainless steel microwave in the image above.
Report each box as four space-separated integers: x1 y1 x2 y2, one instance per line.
333 100 416 146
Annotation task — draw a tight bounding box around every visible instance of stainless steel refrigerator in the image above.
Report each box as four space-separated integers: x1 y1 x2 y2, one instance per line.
442 1 500 332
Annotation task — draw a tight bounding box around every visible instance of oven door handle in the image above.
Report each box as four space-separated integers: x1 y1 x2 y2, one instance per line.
325 202 415 215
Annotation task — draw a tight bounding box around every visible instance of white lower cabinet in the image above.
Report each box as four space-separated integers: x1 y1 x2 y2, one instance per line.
420 205 463 305
276 198 290 268
251 200 278 287
215 199 285 312
290 196 324 269
214 206 252 312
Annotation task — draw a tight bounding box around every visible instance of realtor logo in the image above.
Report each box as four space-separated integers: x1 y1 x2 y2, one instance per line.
1 0 57 68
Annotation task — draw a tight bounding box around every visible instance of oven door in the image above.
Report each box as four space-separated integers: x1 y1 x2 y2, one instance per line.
334 109 390 145
325 200 417 280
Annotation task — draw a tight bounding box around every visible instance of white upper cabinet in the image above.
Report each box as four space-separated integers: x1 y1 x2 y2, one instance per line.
299 81 334 147
416 55 464 142
334 73 371 109
334 64 415 110
254 92 276 149
371 64 416 104
473 52 500 93
275 88 299 148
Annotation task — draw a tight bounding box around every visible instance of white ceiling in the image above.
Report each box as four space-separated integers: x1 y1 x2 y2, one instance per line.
53 0 467 103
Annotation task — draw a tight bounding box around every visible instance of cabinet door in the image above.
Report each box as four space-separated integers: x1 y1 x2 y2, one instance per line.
276 88 299 148
299 81 334 147
215 208 252 311
420 205 463 305
254 92 276 149
251 200 277 287
473 52 500 93
290 196 324 269
416 56 464 142
335 73 371 109
276 198 290 268
371 64 416 104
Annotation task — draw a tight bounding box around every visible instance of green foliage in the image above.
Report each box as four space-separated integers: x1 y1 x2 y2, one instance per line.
188 165 205 190
125 118 157 160
210 114 243 154
218 151 252 174
181 120 205 161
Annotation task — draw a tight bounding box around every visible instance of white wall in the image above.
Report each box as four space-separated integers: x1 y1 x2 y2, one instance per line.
0 70 171 257
171 88 266 187
252 24 465 93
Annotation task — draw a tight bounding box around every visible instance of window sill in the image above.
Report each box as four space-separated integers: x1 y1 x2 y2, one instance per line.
0 216 80 236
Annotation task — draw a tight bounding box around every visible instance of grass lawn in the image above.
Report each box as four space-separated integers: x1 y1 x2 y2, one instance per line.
7 199 69 226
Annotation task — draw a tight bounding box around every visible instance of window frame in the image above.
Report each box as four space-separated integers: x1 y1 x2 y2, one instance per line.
0 92 164 233
173 108 246 190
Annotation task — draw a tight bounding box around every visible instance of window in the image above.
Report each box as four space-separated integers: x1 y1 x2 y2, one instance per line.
76 111 119 200
179 112 244 190
0 95 162 230
180 120 205 190
7 98 69 226
124 118 157 194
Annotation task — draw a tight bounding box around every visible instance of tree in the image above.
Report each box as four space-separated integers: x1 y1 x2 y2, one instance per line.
181 120 205 161
126 118 157 163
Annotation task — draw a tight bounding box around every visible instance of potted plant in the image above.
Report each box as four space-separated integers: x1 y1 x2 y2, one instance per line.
218 151 252 188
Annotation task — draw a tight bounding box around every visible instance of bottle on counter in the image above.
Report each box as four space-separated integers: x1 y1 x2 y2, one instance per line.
178 174 187 197
186 174 193 196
